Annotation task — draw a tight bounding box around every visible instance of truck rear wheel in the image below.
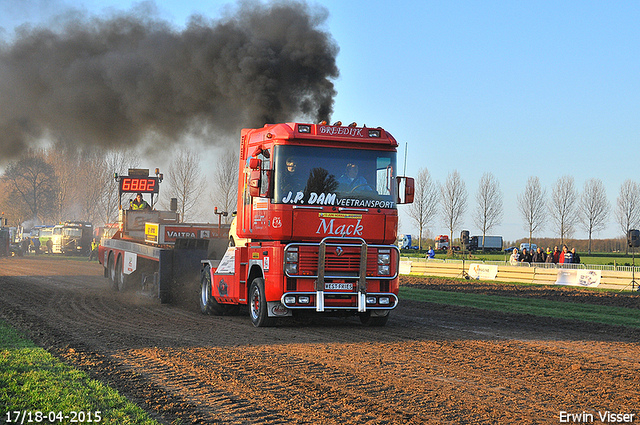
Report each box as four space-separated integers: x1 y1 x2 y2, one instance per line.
200 266 239 316
249 277 275 327
115 255 127 292
108 253 117 290
200 266 222 315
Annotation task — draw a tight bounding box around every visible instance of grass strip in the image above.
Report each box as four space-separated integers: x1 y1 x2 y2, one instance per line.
400 287 640 329
0 320 160 424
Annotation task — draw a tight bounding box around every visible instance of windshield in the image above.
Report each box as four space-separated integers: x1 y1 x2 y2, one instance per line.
273 145 397 208
63 228 82 237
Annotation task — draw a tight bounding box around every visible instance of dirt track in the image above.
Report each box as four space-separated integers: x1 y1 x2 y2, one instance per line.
1 256 639 424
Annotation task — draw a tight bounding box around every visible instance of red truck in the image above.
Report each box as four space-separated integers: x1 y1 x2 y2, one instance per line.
99 122 414 327
200 122 414 326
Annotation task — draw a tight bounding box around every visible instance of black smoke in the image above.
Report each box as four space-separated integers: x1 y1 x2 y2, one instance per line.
0 0 339 160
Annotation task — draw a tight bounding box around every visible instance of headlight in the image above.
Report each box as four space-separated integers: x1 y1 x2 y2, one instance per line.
366 296 377 304
285 250 298 262
378 249 391 275
298 296 310 304
378 265 390 275
285 248 299 275
379 297 390 305
285 263 298 275
378 252 390 265
284 296 296 304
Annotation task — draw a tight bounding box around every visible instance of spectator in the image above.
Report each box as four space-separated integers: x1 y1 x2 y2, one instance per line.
552 246 560 263
561 245 572 264
46 238 53 254
545 248 554 264
426 246 435 259
88 238 99 261
520 248 532 263
571 248 581 264
532 247 545 263
509 248 519 265
21 237 30 255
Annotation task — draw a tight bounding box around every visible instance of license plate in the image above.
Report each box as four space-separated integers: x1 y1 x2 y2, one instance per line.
325 283 353 290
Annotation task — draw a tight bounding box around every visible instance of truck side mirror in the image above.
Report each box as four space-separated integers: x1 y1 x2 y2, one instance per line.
249 158 261 170
396 176 415 204
249 168 261 197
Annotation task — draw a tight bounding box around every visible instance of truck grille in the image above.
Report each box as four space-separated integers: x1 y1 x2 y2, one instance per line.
297 245 377 276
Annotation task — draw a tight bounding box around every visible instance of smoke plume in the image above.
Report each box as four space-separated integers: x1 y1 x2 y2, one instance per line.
0 0 339 160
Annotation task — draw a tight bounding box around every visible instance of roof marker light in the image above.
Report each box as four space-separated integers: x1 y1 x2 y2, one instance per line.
348 122 357 127
332 121 342 126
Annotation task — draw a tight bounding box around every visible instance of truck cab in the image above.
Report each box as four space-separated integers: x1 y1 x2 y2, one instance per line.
201 122 414 327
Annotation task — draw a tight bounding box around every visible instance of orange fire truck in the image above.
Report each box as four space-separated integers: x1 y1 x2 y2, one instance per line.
200 122 414 326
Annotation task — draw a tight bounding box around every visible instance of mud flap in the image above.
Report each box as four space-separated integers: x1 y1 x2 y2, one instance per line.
158 249 173 303
267 301 292 317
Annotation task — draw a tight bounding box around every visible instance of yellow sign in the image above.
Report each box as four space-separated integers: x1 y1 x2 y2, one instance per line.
252 252 260 259
145 223 159 242
318 213 362 219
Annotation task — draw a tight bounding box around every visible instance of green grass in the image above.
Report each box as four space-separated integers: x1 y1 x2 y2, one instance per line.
0 320 160 424
400 286 640 329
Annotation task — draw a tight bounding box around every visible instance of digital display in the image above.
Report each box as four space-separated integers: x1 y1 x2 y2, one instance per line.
119 177 159 193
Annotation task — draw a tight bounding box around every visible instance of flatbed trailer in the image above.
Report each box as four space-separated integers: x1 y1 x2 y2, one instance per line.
99 169 230 302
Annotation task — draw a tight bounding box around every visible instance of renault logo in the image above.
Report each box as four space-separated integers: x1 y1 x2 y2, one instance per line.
335 246 344 256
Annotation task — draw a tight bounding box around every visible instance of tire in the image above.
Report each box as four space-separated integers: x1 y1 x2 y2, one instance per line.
249 277 275 327
200 266 240 316
108 254 117 290
359 310 390 327
200 266 222 315
115 255 127 292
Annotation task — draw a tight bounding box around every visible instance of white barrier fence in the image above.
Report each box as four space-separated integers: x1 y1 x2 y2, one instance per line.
401 258 640 291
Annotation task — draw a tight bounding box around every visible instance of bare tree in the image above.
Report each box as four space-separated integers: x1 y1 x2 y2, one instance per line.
210 148 239 224
45 142 86 223
615 179 640 254
579 178 609 254
550 175 578 246
95 150 140 225
517 176 546 246
2 151 59 223
440 170 467 250
0 179 31 226
165 148 206 222
473 172 503 251
405 167 439 250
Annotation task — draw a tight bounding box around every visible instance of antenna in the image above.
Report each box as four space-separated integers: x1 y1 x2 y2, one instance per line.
403 142 408 177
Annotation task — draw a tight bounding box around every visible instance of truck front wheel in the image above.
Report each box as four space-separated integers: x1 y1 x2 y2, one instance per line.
249 277 274 327
359 310 390 327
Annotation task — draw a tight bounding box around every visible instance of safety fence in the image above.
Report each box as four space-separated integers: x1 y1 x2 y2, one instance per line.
400 258 640 291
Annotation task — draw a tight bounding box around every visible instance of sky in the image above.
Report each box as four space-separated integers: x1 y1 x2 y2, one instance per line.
1 0 638 242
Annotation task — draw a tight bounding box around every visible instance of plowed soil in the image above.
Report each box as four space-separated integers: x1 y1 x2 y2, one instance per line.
1 256 639 424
